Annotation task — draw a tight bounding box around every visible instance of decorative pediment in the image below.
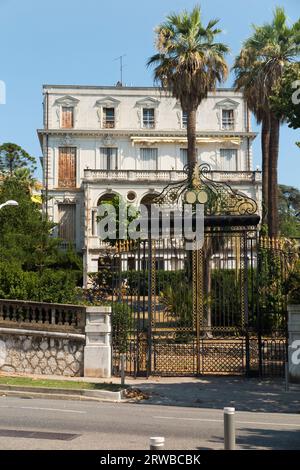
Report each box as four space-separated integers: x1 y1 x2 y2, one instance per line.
54 95 79 107
214 98 239 110
95 96 120 108
135 96 160 108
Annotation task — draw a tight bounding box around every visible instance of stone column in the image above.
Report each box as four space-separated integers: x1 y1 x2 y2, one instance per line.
84 306 112 378
288 304 300 383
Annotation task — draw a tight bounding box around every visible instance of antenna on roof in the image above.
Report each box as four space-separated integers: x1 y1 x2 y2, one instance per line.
114 54 126 86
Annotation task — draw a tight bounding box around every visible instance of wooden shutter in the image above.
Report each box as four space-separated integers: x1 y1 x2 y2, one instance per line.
61 107 74 128
58 147 76 188
58 204 76 243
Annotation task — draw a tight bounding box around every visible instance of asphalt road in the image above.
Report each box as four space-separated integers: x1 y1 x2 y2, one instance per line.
0 396 299 450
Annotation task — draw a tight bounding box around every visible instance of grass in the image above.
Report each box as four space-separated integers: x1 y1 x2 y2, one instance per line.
0 376 125 391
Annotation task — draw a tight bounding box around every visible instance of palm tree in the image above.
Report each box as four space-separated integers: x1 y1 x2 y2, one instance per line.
233 49 271 225
13 167 38 191
233 7 300 236
147 5 229 181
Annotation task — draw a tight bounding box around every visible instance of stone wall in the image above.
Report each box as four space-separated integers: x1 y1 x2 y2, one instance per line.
0 330 85 377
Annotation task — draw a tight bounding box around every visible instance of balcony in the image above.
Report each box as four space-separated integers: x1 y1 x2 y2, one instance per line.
222 118 235 130
103 120 115 129
83 169 262 184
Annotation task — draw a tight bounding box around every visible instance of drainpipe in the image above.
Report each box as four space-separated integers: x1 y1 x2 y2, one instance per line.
246 102 251 171
45 90 49 219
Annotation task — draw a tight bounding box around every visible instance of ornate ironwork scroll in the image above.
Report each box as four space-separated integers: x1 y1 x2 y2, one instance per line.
154 163 258 216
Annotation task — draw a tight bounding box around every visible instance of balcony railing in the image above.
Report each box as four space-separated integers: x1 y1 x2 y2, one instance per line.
222 118 235 130
103 120 115 129
0 299 85 332
84 169 262 183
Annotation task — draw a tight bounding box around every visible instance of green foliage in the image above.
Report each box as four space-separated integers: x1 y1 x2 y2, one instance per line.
83 256 114 304
114 269 185 296
278 184 300 237
0 174 82 303
0 143 36 176
0 176 56 269
160 280 193 328
0 262 80 304
284 261 300 304
270 63 300 130
97 195 139 247
147 5 229 111
257 238 298 331
112 302 133 353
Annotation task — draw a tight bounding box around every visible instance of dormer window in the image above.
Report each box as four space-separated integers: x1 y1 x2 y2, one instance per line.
95 97 120 129
222 109 234 130
215 99 239 131
182 111 188 129
103 107 115 128
143 108 155 128
55 95 79 129
61 106 74 129
136 97 160 129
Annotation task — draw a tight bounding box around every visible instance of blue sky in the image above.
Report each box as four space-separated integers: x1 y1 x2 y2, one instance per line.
0 0 299 186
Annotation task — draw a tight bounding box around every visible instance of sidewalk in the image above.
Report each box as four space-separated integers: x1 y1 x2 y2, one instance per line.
1 371 299 413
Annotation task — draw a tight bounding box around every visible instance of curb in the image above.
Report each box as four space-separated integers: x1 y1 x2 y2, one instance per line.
0 384 127 403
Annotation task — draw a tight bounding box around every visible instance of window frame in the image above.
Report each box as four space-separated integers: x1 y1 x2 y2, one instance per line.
142 108 155 129
103 107 115 129
221 109 235 130
140 147 158 170
99 147 118 170
182 111 188 129
219 148 238 171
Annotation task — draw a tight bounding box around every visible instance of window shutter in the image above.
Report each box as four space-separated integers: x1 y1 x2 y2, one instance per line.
58 147 76 187
62 107 74 129
58 204 76 243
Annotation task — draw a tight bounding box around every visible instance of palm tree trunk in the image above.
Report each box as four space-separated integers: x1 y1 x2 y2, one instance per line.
268 114 280 237
187 108 198 181
261 115 270 225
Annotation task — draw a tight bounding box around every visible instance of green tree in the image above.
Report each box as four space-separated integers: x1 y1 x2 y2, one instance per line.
0 143 36 176
97 195 139 247
0 175 83 304
233 7 300 236
270 63 300 131
0 175 56 270
147 5 229 180
278 184 300 237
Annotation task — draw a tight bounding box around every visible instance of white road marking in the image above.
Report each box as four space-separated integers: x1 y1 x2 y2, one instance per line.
0 405 85 414
153 416 300 428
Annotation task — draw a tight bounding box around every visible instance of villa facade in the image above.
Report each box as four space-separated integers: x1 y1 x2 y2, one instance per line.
37 84 262 285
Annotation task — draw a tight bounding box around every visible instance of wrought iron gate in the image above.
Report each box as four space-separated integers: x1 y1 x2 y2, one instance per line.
109 228 298 377
111 224 251 376
106 166 297 377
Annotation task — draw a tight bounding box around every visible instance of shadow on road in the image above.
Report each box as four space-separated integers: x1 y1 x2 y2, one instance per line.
202 427 300 450
128 376 300 413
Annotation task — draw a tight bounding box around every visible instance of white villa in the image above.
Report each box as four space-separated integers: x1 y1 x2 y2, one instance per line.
37 84 262 285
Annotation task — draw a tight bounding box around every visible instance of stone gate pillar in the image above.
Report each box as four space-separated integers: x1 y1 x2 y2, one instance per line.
84 306 112 378
288 304 300 383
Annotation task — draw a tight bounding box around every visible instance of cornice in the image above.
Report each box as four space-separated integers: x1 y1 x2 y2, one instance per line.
37 129 257 139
